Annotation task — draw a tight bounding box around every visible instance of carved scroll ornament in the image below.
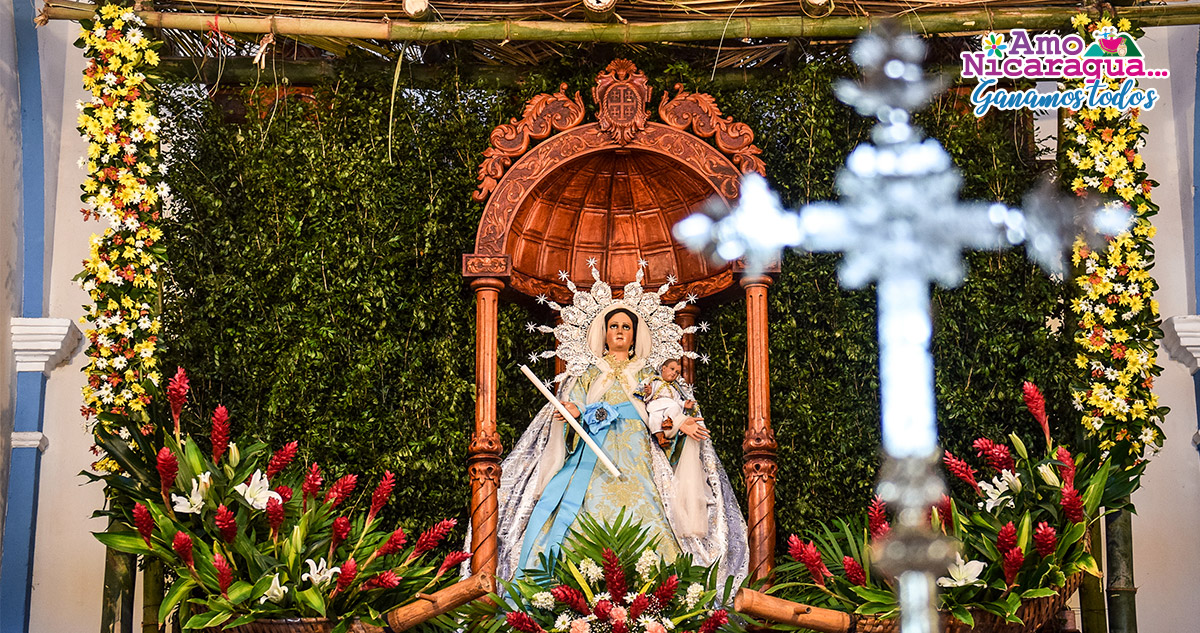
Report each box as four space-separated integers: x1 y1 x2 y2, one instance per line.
659 85 766 176
474 85 587 202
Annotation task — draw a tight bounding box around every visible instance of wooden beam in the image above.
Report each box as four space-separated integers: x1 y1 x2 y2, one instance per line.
39 2 1200 41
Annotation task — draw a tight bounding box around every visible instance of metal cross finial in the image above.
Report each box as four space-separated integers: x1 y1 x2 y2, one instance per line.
673 22 1131 633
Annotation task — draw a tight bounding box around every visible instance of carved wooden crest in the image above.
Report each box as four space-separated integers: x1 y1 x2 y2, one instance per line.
468 60 767 304
593 59 651 146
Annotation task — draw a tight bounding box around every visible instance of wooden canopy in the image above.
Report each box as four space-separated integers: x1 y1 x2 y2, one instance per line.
463 60 780 581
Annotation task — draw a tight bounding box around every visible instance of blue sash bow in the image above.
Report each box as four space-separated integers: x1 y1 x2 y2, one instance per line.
517 400 638 575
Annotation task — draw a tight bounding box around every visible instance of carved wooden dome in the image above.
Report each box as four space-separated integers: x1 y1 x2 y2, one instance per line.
464 60 766 303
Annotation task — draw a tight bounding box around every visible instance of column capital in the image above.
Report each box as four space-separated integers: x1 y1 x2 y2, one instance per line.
11 317 82 375
470 277 506 293
1162 315 1200 373
738 274 775 290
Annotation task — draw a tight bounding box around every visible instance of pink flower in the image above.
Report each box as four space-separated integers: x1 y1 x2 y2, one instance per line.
210 405 230 464
570 619 591 633
266 441 299 480
167 367 189 436
646 623 666 633
609 606 628 623
1022 381 1051 447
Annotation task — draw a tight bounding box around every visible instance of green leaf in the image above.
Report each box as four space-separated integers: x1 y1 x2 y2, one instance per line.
160 577 196 623
184 610 232 630
849 585 896 604
1009 433 1028 461
949 604 975 627
1021 588 1057 599
94 531 154 556
226 580 253 605
296 587 327 617
1083 460 1110 519
1017 513 1032 557
1075 553 1101 578
854 602 897 616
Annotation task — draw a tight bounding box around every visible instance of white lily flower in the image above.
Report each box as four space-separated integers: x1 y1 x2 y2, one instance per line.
171 479 205 514
999 469 1022 494
301 558 340 587
978 477 1014 512
937 553 986 588
197 472 213 497
234 470 282 510
1037 464 1061 488
259 574 289 604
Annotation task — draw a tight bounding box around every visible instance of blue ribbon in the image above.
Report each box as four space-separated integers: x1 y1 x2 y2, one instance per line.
517 400 638 576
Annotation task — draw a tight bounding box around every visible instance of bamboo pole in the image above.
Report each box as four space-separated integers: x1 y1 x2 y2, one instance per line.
142 561 163 633
1105 504 1138 633
733 588 852 633
39 2 1200 41
385 573 494 632
100 540 136 633
1079 520 1108 633
583 0 618 23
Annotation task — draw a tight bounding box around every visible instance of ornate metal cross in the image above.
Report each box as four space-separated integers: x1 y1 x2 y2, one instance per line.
674 22 1129 632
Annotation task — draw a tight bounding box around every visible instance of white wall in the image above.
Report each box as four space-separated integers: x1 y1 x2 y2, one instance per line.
1128 25 1200 633
0 0 26 565
24 17 108 633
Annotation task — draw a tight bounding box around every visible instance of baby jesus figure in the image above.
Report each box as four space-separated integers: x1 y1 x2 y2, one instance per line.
640 358 709 451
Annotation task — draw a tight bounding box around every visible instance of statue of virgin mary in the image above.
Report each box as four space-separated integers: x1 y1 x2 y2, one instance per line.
481 264 749 585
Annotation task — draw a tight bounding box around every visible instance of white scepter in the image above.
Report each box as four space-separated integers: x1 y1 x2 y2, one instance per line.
519 364 623 479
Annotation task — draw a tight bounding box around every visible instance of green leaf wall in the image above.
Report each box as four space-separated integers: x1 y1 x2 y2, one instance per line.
159 51 1075 548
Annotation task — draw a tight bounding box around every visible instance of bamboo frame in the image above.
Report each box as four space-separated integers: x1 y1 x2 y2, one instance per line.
40 1 1200 41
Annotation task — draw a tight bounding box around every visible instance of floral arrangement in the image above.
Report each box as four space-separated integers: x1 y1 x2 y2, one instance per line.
75 0 168 471
469 513 735 633
93 369 470 632
1061 13 1167 466
769 383 1140 627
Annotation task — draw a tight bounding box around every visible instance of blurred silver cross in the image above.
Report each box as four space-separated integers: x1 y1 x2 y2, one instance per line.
674 21 1130 633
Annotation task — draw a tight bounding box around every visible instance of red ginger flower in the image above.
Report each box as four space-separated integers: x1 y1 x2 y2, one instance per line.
215 504 237 543
612 622 628 633
210 405 230 464
787 534 805 561
266 497 285 538
943 450 981 493
843 556 866 586
997 521 1017 554
266 441 299 480
1034 522 1058 558
652 574 678 609
214 553 233 597
156 447 178 494
794 539 832 587
166 367 189 435
324 474 358 508
593 600 613 621
972 438 1016 473
411 519 456 561
505 611 544 633
302 463 323 510
335 558 357 595
331 516 352 553
699 609 729 633
133 503 153 546
1002 546 1024 586
868 496 891 539
365 571 401 590
438 551 472 577
1022 381 1051 448
379 528 407 556
274 485 293 503
1061 486 1084 523
368 471 395 522
602 548 627 601
172 531 193 568
628 593 649 619
1056 447 1076 488
552 585 591 615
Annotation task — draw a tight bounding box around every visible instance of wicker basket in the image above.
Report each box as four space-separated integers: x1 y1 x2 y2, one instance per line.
850 574 1082 633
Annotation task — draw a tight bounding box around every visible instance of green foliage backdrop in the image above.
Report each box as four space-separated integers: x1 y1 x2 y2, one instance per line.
159 50 1075 546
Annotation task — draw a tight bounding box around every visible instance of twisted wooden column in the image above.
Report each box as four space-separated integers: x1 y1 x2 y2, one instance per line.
741 275 777 581
676 304 701 384
468 277 504 576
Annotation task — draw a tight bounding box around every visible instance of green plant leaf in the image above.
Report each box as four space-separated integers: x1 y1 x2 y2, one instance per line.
950 604 974 626
1082 460 1110 519
160 577 197 623
1021 588 1057 599
94 531 154 556
1075 553 1101 577
296 587 327 616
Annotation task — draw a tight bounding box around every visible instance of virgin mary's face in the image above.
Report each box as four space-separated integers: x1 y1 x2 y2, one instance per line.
606 312 634 354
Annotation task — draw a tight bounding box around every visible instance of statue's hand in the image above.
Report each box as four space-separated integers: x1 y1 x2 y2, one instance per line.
678 417 710 441
683 399 697 410
553 401 580 422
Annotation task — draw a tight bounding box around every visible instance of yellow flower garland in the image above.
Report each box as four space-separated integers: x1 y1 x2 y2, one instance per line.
76 1 165 470
1063 14 1166 464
